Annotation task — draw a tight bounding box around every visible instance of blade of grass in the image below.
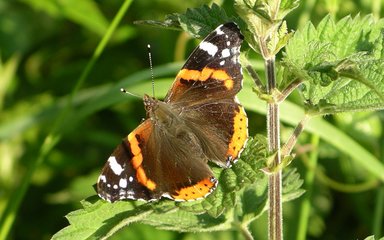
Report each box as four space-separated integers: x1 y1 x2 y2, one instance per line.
373 130 384 237
0 0 133 238
296 135 319 240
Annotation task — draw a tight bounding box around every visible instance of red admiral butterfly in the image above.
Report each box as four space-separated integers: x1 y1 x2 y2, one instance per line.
97 22 248 202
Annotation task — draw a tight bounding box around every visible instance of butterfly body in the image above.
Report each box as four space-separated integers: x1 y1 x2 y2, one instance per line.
97 22 248 202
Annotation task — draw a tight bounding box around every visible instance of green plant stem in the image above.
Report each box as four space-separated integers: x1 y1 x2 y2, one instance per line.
0 1 133 239
239 224 254 240
281 115 310 158
245 64 264 91
373 187 384 237
372 126 384 237
266 57 283 240
296 135 319 240
276 79 303 103
315 169 379 192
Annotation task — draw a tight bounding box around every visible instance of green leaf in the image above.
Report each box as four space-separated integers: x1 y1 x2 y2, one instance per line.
363 236 384 240
178 3 233 38
283 14 384 115
136 4 235 39
52 197 155 240
53 134 304 239
281 168 305 202
134 13 182 31
279 0 300 19
234 0 298 55
52 137 270 239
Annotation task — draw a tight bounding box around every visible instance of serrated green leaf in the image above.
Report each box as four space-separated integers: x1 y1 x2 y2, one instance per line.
52 196 154 240
239 167 303 224
284 15 384 115
239 178 268 224
135 4 236 39
364 236 374 240
53 137 271 239
134 13 182 31
178 4 233 38
140 208 231 232
279 0 300 19
235 0 298 55
363 236 383 240
282 168 305 202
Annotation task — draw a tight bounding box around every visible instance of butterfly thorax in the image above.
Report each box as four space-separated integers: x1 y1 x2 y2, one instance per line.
143 94 183 132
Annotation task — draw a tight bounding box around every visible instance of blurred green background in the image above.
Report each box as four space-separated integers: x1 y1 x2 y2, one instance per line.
0 0 383 239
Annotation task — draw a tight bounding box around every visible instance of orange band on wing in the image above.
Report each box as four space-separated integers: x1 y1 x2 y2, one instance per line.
226 105 248 160
127 121 157 191
136 167 156 191
171 177 216 201
177 69 201 80
176 67 233 90
200 68 214 80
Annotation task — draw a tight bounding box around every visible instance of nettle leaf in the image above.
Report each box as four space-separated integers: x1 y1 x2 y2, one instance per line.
283 14 384 115
134 13 182 31
135 4 236 38
53 137 304 239
52 137 267 239
178 4 234 38
279 0 300 20
281 168 305 202
235 0 297 55
239 157 304 224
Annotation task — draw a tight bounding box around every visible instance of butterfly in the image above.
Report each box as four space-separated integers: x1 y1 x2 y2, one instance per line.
97 22 248 202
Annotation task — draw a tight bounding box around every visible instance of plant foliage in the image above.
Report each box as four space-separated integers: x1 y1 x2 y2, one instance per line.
284 15 384 115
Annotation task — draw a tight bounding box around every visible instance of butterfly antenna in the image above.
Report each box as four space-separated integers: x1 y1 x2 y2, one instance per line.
147 44 155 98
120 88 141 98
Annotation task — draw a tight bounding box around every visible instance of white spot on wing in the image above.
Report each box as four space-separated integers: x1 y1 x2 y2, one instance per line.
108 156 124 175
216 27 225 35
119 178 128 188
98 175 106 182
220 60 225 66
129 176 134 182
221 48 230 58
113 184 118 189
227 41 231 46
199 41 218 56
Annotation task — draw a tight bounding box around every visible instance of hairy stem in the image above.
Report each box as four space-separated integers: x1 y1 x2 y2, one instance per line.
245 64 264 90
266 57 283 240
239 224 254 240
276 79 303 103
281 115 310 158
